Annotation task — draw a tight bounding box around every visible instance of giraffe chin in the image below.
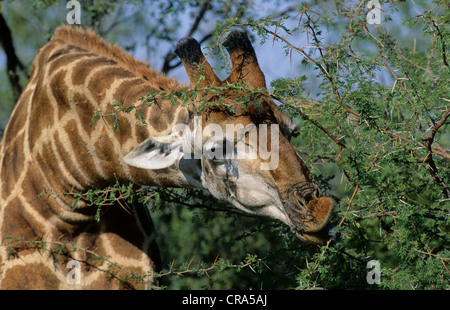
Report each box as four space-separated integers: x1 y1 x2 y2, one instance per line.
296 223 336 245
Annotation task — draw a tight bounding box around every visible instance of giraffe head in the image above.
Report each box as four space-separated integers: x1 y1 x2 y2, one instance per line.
124 29 334 244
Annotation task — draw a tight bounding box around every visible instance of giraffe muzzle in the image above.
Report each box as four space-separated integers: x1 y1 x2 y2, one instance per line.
284 184 335 244
295 197 335 244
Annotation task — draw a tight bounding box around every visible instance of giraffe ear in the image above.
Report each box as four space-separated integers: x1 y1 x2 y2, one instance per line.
124 132 186 170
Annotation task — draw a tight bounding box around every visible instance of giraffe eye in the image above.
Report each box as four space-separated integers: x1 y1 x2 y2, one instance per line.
204 138 233 163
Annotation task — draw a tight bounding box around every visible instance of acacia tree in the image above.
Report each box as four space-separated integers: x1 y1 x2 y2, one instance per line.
141 0 449 289
0 0 448 289
246 0 449 289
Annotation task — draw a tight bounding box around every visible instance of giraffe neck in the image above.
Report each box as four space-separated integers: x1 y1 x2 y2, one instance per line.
34 31 194 190
0 27 192 288
5 35 192 217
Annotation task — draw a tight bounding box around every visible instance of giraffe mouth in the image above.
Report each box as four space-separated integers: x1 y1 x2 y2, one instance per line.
283 193 336 244
296 223 336 244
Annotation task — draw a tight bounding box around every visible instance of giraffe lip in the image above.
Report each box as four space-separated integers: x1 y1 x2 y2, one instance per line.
283 196 335 244
296 223 337 244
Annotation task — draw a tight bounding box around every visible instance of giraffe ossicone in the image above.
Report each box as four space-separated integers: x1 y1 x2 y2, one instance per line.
0 26 334 289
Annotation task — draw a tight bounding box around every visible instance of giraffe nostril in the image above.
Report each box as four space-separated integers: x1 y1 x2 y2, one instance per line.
289 189 306 209
304 192 315 203
315 186 321 198
291 183 320 203
305 184 322 202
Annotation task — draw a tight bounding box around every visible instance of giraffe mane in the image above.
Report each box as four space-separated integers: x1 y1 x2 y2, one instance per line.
53 25 177 89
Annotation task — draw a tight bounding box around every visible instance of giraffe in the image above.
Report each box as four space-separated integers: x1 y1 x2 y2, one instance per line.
0 26 334 289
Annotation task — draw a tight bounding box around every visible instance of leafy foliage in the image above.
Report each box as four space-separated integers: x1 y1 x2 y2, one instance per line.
146 0 449 290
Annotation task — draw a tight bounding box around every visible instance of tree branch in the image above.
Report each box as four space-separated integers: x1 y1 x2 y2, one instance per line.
421 107 450 199
238 21 361 118
414 12 448 67
0 13 26 102
161 1 212 74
